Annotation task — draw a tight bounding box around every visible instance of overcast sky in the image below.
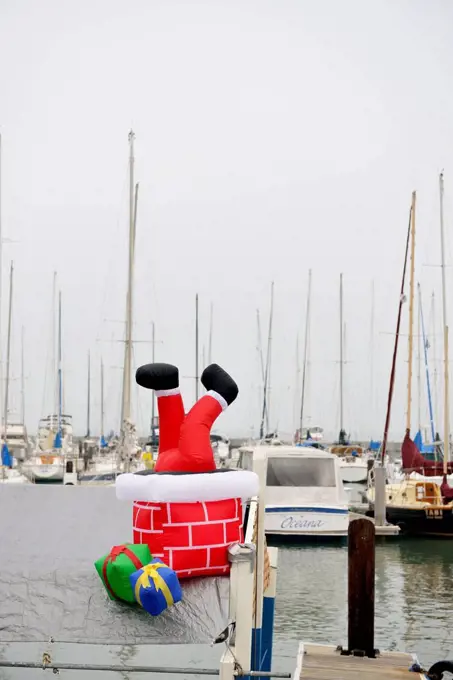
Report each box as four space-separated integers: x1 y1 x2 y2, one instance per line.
1 0 453 440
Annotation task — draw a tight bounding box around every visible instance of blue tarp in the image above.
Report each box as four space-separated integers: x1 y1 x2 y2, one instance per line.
414 429 434 454
100 435 108 448
1 443 12 467
369 440 381 451
54 430 62 449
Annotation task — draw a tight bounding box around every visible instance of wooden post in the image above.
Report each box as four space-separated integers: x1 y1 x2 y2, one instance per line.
348 518 375 657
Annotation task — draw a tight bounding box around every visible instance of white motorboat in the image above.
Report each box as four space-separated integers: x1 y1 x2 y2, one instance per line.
22 451 65 483
237 445 349 539
22 412 78 483
329 444 369 484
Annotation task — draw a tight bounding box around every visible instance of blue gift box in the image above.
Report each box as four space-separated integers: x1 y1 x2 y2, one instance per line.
130 558 182 616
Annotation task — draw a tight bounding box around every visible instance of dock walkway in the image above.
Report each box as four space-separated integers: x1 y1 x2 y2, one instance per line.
295 643 422 679
348 512 399 536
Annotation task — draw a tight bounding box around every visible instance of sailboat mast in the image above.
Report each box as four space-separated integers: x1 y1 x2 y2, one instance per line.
439 172 450 469
52 271 57 427
21 326 25 425
0 136 3 441
417 282 421 432
121 130 136 426
208 302 213 365
195 293 199 401
57 290 62 437
431 291 439 432
299 269 312 439
260 282 274 439
86 351 91 437
256 309 265 384
381 209 412 463
419 284 435 444
266 281 274 433
3 261 13 442
100 357 104 440
150 321 155 434
406 191 416 434
370 279 375 433
339 273 344 435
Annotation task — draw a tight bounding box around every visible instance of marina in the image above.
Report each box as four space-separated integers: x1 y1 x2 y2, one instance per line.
2 2 453 678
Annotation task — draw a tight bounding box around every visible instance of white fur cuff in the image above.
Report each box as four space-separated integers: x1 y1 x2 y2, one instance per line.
206 390 228 411
116 470 259 503
155 388 181 397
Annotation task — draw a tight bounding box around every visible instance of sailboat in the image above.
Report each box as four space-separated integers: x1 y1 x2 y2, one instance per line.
376 183 453 536
23 288 74 482
0 263 29 484
328 274 368 483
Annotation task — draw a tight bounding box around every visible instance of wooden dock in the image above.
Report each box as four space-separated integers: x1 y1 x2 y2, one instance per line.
294 643 423 679
348 512 399 536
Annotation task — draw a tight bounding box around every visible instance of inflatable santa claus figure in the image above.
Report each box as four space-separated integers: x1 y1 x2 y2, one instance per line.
116 363 258 578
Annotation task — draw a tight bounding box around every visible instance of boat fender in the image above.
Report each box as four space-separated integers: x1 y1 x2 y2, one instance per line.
426 659 453 679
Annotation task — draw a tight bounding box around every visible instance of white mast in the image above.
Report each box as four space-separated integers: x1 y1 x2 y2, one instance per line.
299 268 312 439
121 130 137 426
150 321 156 434
339 273 344 438
417 281 421 432
21 326 25 425
439 172 450 470
0 135 3 442
100 357 104 442
195 293 199 401
370 279 375 434
3 261 12 442
264 282 274 435
86 351 91 437
208 302 213 365
51 271 57 428
431 291 438 432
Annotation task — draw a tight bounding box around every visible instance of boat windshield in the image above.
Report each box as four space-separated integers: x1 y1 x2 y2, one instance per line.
267 456 336 487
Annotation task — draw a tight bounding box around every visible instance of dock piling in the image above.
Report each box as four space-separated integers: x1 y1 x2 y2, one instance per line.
374 465 386 527
347 517 375 658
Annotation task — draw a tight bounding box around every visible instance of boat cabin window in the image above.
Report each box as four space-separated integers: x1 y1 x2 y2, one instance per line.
266 457 336 487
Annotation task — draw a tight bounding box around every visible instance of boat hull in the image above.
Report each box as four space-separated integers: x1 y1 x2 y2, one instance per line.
386 505 453 537
264 505 349 539
339 462 368 483
22 463 64 483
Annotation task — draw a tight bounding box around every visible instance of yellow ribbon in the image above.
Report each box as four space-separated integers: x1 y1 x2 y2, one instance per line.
134 562 174 609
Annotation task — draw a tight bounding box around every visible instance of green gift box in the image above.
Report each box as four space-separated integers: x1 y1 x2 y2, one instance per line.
95 544 152 602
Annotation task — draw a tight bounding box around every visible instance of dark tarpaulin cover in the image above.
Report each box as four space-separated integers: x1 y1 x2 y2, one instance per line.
0 485 229 644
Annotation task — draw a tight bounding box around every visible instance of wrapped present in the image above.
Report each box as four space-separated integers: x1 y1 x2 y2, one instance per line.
94 543 151 602
130 558 182 615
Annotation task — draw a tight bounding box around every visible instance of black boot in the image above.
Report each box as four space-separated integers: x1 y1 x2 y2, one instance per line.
136 363 179 390
201 364 238 405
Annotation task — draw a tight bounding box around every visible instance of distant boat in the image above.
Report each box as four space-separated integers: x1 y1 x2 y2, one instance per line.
374 184 453 536
22 286 78 483
237 445 349 539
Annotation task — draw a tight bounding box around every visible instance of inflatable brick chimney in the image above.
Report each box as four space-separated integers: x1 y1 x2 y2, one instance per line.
116 363 258 578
